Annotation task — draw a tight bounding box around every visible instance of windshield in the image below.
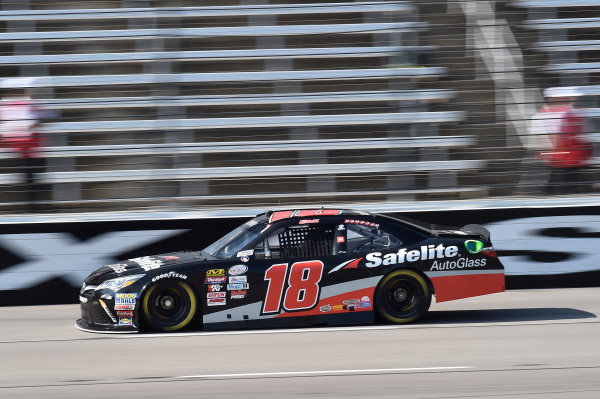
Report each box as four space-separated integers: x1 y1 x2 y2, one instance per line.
203 219 266 259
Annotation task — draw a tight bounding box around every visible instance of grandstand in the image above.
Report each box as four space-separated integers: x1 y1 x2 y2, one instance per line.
0 0 597 214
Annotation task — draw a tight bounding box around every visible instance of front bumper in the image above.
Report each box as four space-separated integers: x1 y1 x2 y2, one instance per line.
77 289 139 333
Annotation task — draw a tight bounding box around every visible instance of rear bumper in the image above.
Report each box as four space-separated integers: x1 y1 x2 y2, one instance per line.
426 269 505 303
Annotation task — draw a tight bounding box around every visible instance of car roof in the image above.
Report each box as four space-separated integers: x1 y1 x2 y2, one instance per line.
257 208 432 233
262 208 373 223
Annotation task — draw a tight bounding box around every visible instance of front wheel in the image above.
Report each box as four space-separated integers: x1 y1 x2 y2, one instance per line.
142 280 198 332
375 269 431 324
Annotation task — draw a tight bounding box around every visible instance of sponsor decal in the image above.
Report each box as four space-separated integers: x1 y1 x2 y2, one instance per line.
336 236 346 244
207 292 226 298
237 249 254 257
320 304 332 312
208 284 223 292
359 301 371 308
329 258 362 273
343 299 359 305
345 219 379 228
230 290 247 299
365 244 459 268
430 257 487 270
485 215 600 276
299 219 319 224
361 296 370 302
116 310 133 317
205 276 227 284
228 264 248 276
269 209 341 222
0 229 184 291
108 263 127 273
79 296 88 303
119 317 133 326
465 240 484 254
115 293 137 301
116 310 134 317
299 209 341 216
333 305 344 311
207 298 226 306
338 225 345 231
131 256 163 271
229 276 247 283
240 256 249 263
152 271 187 282
163 256 180 260
227 283 249 290
206 269 226 277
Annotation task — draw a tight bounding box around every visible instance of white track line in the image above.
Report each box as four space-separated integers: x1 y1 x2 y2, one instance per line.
176 366 474 380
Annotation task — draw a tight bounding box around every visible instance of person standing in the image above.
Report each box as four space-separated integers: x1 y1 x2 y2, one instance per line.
525 87 591 195
0 77 46 211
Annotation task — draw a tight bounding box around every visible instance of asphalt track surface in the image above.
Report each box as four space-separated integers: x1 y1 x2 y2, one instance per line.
1 288 599 399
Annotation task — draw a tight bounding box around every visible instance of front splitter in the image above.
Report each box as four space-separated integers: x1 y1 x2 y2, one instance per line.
75 319 138 334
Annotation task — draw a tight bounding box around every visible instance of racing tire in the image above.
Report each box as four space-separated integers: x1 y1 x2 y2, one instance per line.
374 269 431 324
142 279 198 332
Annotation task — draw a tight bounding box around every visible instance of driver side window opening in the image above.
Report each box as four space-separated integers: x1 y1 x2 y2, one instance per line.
255 224 336 259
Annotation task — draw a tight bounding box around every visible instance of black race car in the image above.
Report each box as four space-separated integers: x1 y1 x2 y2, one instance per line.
76 209 505 333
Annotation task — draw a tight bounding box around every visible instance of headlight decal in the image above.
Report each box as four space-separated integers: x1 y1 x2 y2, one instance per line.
96 274 145 291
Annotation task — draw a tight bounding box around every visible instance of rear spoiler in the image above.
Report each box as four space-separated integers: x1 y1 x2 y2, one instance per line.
462 224 491 241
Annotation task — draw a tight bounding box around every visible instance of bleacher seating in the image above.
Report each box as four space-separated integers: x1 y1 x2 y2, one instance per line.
0 1 481 211
514 0 600 190
0 136 474 159
517 0 600 79
39 89 456 110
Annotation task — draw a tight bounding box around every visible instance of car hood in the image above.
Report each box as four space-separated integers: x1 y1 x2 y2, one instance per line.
83 251 207 285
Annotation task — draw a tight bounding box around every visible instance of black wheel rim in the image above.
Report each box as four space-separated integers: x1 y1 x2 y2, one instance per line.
386 280 418 314
148 287 188 325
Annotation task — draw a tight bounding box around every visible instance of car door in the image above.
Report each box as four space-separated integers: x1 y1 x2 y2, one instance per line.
251 222 338 318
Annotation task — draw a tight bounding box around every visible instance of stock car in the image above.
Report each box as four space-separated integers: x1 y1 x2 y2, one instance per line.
76 209 505 333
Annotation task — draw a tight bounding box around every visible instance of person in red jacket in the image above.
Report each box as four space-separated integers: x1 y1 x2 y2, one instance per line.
527 87 592 194
0 77 46 211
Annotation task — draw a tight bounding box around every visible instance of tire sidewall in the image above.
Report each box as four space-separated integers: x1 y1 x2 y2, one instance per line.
142 279 198 332
375 269 431 324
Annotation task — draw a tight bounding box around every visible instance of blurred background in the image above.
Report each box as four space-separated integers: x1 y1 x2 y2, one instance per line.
0 0 598 215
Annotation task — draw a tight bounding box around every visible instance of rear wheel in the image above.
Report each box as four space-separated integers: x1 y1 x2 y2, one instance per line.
142 280 197 332
375 269 431 324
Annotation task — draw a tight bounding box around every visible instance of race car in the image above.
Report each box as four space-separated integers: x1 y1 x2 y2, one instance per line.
76 209 505 333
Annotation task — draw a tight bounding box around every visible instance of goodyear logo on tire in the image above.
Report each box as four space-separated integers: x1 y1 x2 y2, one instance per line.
206 269 226 277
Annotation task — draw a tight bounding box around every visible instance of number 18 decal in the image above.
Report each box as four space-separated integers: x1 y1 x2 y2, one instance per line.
262 260 324 314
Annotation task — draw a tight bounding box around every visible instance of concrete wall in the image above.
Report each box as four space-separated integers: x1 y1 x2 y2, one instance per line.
1 205 599 306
